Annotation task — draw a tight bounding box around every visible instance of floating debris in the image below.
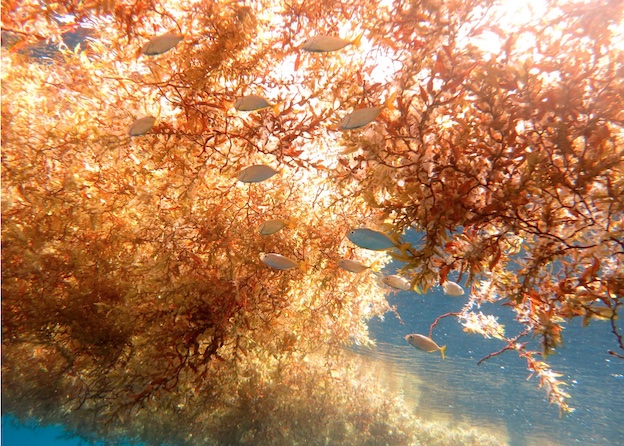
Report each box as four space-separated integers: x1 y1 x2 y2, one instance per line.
141 32 183 56
301 34 362 52
442 281 465 296
237 165 279 183
382 274 411 291
234 94 280 114
405 334 446 359
260 253 298 270
339 93 396 130
347 228 395 251
129 116 156 136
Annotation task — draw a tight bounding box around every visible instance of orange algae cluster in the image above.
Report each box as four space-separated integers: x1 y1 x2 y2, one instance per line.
2 0 624 442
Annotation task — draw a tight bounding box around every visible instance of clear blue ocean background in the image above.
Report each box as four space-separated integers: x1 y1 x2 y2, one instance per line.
1 421 92 446
365 286 624 446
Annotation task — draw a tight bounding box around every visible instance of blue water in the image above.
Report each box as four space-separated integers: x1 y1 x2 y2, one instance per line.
1 419 90 446
364 282 624 446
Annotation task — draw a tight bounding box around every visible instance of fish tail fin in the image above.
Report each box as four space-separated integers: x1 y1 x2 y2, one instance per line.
271 102 283 115
384 92 397 111
440 345 447 360
286 217 298 229
369 260 381 273
351 32 364 48
299 260 311 272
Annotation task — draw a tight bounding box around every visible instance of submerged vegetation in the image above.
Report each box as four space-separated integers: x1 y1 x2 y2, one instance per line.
2 0 622 443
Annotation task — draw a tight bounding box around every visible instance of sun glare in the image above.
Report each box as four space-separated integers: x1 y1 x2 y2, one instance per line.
460 0 550 57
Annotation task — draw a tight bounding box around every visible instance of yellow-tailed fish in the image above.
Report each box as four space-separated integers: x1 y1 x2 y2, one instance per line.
382 274 411 291
347 228 396 251
301 33 362 53
337 259 370 273
339 93 396 130
260 253 298 270
442 281 465 296
258 219 293 236
234 94 281 114
129 116 156 136
405 334 446 359
237 165 279 183
141 32 183 56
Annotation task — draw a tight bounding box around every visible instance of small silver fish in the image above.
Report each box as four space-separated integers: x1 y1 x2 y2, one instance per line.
442 281 465 296
141 32 183 56
129 116 156 136
260 253 298 270
234 95 280 114
301 34 362 53
337 259 370 273
237 165 279 183
382 275 411 291
347 228 396 251
258 219 290 235
405 334 446 359
339 93 396 130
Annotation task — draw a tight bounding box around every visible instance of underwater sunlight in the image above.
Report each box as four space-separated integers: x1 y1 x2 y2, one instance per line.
2 0 623 444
